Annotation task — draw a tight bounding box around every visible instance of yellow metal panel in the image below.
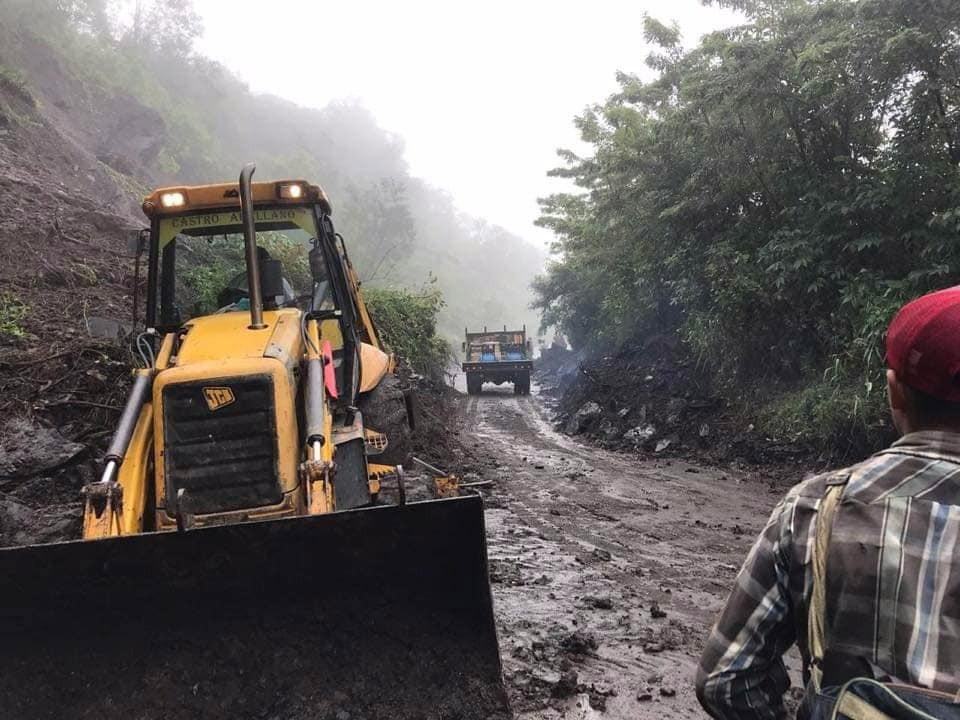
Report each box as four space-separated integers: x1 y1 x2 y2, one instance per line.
83 398 154 539
176 309 300 364
82 497 120 538
155 332 176 370
152 357 301 518
359 342 390 393
117 404 153 535
263 308 305 369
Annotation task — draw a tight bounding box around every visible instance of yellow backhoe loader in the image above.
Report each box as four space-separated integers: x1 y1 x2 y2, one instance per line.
0 165 508 719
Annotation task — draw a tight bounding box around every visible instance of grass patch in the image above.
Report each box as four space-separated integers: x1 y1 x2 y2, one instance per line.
0 65 35 106
0 292 29 338
759 373 892 460
69 262 99 286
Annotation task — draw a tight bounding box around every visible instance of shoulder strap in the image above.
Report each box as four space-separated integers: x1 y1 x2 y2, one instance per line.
808 477 849 692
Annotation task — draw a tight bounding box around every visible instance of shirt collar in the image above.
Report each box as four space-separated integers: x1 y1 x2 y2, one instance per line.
885 430 960 461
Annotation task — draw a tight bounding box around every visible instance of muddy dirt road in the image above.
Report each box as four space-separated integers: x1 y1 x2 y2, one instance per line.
458 381 801 719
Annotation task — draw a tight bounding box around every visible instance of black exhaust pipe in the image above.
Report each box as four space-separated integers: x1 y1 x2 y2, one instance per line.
239 163 266 330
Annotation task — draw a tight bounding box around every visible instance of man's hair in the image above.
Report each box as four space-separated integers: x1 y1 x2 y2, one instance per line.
905 381 960 427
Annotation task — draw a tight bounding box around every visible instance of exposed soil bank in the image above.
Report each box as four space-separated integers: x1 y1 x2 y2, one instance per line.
534 341 870 489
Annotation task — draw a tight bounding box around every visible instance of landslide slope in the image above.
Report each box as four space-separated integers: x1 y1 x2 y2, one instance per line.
0 23 151 544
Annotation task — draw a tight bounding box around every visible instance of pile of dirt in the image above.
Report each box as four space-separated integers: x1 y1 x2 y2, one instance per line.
410 372 492 476
538 338 822 481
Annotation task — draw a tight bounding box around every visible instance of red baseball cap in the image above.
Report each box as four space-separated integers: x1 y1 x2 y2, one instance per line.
886 286 960 402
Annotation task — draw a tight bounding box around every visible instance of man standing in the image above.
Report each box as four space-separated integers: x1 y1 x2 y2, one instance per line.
697 287 960 718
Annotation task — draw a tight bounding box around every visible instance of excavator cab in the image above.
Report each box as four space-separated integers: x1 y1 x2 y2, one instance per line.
0 165 508 719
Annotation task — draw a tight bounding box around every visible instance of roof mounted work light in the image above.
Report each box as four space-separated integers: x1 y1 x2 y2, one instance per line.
277 183 303 200
160 191 185 208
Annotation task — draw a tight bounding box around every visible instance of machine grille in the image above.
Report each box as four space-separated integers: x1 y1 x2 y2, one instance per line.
163 375 283 514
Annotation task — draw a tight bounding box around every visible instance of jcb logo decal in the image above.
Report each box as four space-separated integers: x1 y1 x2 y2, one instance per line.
203 387 235 411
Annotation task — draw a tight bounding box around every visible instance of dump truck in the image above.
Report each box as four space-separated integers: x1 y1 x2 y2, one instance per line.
462 325 533 395
0 165 509 719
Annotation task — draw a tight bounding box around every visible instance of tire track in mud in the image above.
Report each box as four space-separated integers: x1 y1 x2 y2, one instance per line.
461 383 792 719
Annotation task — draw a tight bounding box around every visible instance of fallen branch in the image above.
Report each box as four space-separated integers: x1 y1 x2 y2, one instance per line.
0 349 76 368
44 399 122 411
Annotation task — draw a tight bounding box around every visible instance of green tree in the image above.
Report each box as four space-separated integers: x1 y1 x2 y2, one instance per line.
123 0 202 56
536 0 960 444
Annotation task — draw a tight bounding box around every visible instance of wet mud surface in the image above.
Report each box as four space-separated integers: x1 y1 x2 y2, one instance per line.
463 380 801 719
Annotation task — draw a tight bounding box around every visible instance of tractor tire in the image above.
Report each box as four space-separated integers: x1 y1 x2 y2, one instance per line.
358 373 413 468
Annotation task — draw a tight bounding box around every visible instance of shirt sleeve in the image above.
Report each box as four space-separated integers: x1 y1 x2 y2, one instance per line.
695 492 799 720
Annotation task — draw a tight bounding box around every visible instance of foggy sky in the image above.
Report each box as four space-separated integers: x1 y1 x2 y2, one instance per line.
194 1 740 248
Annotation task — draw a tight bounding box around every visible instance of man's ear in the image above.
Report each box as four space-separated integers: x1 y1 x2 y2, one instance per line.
887 368 909 411
887 368 914 435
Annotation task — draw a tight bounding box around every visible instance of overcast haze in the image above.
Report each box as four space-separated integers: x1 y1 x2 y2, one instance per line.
194 1 740 247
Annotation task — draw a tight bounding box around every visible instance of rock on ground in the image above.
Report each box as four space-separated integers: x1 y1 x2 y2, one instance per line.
0 418 84 479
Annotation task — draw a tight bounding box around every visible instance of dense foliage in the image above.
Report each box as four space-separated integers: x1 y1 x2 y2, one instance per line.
364 286 452 381
0 0 544 345
536 0 960 446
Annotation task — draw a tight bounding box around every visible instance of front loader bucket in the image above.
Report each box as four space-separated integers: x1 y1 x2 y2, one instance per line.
0 494 509 720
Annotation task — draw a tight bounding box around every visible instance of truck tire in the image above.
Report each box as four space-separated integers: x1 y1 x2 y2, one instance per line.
358 373 413 468
519 373 531 395
466 373 482 395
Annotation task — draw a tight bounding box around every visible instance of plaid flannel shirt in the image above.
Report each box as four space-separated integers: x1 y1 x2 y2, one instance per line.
696 430 960 719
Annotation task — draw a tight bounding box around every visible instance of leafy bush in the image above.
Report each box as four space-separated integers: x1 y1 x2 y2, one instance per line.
364 285 452 381
0 293 28 339
175 236 243 316
181 262 237 317
175 233 310 317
